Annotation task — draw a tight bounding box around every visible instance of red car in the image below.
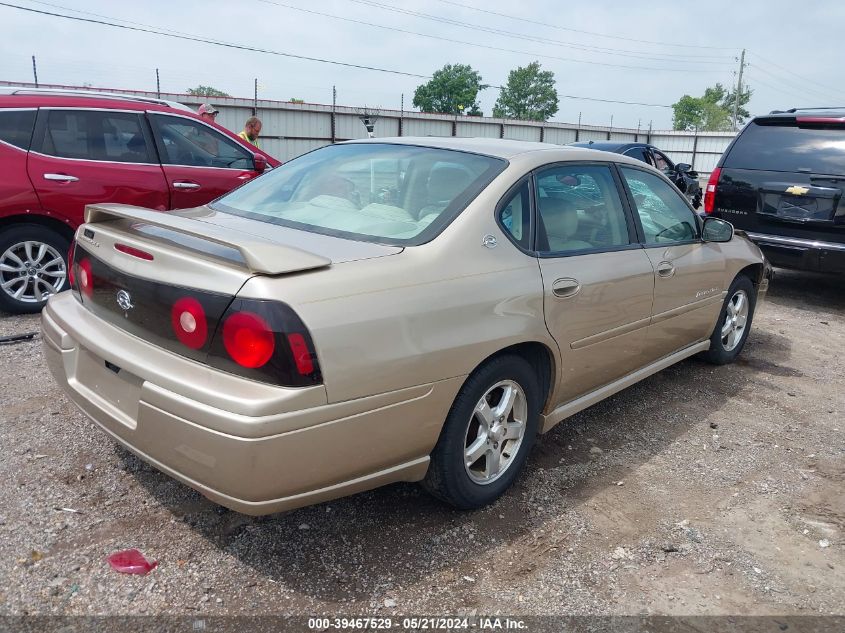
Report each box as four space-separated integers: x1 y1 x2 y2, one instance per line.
0 88 279 313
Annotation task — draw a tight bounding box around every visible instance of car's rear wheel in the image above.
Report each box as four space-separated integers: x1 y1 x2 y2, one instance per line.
423 355 540 509
701 274 756 365
0 225 70 314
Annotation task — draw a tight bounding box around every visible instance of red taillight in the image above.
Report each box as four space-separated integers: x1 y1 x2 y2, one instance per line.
114 243 154 261
796 116 845 125
287 333 315 375
67 239 77 288
171 297 208 350
77 258 94 297
222 311 275 368
703 167 721 214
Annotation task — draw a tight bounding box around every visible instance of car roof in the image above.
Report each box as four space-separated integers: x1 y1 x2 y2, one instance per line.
0 88 192 113
569 140 645 151
343 136 598 159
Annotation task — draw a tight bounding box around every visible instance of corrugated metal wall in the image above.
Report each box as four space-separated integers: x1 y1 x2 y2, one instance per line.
11 84 734 173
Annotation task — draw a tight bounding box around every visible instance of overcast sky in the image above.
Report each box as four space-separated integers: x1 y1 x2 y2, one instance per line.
2 0 844 130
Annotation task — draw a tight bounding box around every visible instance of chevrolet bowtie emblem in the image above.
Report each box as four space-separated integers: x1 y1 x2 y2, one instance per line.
786 185 809 195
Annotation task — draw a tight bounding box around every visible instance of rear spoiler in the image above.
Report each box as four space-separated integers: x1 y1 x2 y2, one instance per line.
83 204 331 275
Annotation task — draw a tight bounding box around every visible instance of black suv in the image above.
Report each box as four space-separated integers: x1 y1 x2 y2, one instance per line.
707 109 845 273
570 141 702 208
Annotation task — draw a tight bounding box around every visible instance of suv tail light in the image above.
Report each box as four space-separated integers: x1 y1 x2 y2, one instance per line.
703 167 721 214
207 298 322 387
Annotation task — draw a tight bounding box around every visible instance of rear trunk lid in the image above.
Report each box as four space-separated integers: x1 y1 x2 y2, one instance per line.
72 203 400 373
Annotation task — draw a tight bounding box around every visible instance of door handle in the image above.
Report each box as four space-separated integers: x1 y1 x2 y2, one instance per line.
172 181 200 190
552 278 581 298
43 173 78 182
657 261 676 278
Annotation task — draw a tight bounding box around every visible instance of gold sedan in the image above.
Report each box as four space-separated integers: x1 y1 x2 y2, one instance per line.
42 138 770 514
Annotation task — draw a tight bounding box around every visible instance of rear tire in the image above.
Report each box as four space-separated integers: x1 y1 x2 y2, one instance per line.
423 355 541 509
0 225 70 314
700 275 756 365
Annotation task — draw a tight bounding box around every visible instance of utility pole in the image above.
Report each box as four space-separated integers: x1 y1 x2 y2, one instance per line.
253 78 258 116
31 55 38 87
330 85 337 144
732 49 746 131
155 68 161 98
399 92 404 137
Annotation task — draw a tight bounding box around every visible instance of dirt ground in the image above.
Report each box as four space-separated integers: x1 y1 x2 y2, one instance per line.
0 269 842 618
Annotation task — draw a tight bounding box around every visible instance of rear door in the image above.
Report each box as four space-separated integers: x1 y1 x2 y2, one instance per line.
619 165 726 360
148 113 260 209
714 117 845 265
28 108 169 225
528 162 656 403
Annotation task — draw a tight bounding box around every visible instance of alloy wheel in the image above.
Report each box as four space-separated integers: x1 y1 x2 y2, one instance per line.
0 241 67 304
721 289 749 351
464 380 528 485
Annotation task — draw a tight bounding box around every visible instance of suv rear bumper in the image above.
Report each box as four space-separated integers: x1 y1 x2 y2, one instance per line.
746 232 845 273
41 292 460 515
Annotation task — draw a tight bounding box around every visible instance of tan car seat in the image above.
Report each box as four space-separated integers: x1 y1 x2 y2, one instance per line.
540 198 594 252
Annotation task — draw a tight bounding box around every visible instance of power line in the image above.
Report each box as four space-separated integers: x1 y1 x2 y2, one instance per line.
0 1 429 79
1 1 678 110
748 50 845 98
256 0 730 73
346 0 735 63
435 0 737 51
747 62 845 103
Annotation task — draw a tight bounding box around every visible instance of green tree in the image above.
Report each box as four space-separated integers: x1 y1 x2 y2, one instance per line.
672 82 753 131
186 85 231 97
492 61 559 121
413 64 487 115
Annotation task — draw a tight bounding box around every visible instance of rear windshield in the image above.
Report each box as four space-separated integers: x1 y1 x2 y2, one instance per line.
212 143 506 246
724 120 845 175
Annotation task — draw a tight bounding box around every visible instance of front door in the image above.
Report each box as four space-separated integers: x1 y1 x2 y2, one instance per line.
531 163 655 404
618 165 727 360
28 108 169 225
148 113 259 209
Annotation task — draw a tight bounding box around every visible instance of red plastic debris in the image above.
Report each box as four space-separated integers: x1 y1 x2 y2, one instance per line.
106 549 158 575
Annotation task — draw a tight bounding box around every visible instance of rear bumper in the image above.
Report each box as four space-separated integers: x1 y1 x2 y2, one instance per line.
747 232 845 273
41 292 461 515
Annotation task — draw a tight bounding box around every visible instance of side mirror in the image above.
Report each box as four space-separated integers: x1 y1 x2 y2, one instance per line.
675 163 692 173
702 216 734 243
253 154 268 173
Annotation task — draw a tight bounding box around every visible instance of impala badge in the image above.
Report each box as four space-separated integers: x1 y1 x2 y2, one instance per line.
785 185 809 195
116 289 134 311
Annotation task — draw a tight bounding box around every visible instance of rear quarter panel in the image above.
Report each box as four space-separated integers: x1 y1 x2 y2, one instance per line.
236 159 558 406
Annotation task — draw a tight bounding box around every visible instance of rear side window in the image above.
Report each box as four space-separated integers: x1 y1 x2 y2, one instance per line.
42 110 153 163
150 114 253 169
622 146 650 164
0 110 37 150
725 120 845 174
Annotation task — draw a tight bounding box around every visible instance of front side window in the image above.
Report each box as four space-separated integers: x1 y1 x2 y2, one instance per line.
651 150 671 171
535 164 630 254
42 110 152 163
621 167 698 244
150 115 253 169
213 143 506 245
0 110 36 150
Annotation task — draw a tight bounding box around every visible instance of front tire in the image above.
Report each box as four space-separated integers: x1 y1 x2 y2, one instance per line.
700 275 756 365
0 225 70 314
423 355 541 509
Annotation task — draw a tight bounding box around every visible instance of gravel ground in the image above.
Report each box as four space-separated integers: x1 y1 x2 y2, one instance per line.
0 269 843 617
